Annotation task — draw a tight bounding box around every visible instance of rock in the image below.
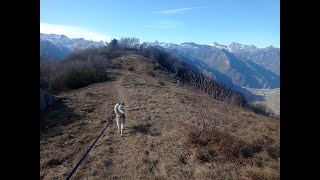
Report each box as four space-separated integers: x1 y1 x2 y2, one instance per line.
40 89 59 112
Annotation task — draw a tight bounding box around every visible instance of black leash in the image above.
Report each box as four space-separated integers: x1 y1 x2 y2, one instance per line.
66 121 110 179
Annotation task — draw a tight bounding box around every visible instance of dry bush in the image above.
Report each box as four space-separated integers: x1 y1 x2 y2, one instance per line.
147 70 156 77
184 126 243 162
180 124 279 179
183 124 279 162
40 58 66 94
243 164 280 180
40 48 109 93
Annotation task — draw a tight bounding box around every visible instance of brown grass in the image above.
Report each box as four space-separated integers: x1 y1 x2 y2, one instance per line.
40 53 279 179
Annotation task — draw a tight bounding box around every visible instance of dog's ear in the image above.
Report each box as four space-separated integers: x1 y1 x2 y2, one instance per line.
122 102 124 105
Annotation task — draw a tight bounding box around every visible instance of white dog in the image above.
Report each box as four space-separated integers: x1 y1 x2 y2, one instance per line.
114 102 126 137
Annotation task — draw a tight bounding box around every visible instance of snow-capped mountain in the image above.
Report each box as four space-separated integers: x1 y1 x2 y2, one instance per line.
146 40 179 49
207 42 229 50
228 42 258 52
40 33 108 60
147 41 280 75
228 42 280 75
147 40 280 89
40 40 70 60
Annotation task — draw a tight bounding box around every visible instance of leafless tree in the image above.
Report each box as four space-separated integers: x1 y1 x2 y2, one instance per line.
119 37 140 50
172 60 182 76
40 57 62 91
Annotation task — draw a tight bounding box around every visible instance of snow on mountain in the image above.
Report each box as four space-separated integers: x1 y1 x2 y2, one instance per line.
207 42 228 50
147 40 280 88
40 33 108 52
40 33 108 60
228 42 279 74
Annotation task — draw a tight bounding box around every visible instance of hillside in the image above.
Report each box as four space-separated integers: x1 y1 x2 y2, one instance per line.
40 54 280 179
149 41 280 89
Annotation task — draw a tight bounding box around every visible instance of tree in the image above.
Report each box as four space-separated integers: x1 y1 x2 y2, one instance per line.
119 37 140 50
109 39 119 50
40 57 62 92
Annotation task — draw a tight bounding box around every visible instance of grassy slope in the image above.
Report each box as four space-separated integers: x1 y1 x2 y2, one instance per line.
40 54 280 179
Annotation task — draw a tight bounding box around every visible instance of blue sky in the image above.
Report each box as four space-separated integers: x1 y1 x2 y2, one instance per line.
40 0 280 48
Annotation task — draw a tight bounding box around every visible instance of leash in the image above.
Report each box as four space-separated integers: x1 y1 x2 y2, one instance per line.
66 121 110 179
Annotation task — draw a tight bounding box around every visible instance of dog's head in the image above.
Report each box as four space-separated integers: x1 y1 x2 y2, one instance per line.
117 102 125 114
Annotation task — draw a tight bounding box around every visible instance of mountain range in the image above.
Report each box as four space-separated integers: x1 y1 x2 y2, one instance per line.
40 33 108 60
39 33 279 89
147 41 280 89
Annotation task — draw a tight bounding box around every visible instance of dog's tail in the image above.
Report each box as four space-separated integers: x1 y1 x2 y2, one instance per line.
118 105 125 114
115 103 125 115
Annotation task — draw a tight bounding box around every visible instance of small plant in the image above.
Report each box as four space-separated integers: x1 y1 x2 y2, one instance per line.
153 65 161 70
147 70 156 77
177 154 187 165
158 81 165 86
128 67 134 71
196 151 212 163
104 159 113 167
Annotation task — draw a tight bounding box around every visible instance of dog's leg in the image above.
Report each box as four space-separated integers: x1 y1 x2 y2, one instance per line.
116 117 120 133
120 123 124 137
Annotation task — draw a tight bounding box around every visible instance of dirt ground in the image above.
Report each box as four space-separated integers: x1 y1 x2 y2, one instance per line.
40 54 280 179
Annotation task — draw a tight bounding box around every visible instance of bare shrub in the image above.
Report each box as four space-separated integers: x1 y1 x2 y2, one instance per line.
119 37 140 51
183 124 277 164
40 57 65 93
40 47 110 93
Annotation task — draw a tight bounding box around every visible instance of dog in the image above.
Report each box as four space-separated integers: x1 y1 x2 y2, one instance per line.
114 102 126 137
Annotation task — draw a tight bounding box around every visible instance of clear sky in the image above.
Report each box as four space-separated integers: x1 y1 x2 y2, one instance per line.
40 0 280 48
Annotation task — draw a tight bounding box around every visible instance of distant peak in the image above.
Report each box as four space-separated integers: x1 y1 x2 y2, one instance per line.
180 42 197 46
207 42 228 49
243 44 257 50
229 42 261 52
229 42 243 47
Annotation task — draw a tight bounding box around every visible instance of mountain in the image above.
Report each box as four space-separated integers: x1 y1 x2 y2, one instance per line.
149 41 280 89
40 40 70 60
40 33 108 60
228 42 280 75
207 42 229 50
39 34 279 89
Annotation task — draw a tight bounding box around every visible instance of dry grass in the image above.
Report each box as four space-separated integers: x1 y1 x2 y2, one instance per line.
40 53 279 179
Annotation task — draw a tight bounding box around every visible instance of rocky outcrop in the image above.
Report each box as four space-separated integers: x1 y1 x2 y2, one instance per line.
40 89 59 112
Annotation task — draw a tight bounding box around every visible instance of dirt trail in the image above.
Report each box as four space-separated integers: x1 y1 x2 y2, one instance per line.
39 54 161 179
72 57 146 179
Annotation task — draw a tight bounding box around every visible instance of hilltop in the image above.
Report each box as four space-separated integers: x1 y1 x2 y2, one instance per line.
40 52 279 179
